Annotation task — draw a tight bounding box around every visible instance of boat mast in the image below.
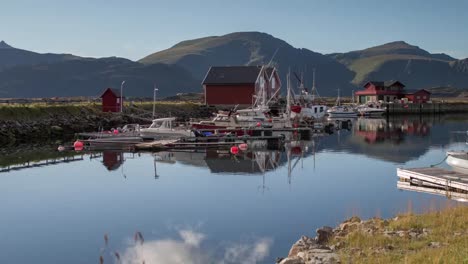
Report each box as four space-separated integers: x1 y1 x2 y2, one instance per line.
311 68 316 102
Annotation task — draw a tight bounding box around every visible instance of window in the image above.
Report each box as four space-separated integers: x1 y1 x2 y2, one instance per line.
117 98 120 104
417 96 420 99
272 78 276 89
320 107 324 112
422 96 426 99
314 107 318 113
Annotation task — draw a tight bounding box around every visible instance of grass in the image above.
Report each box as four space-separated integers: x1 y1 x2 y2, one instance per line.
333 205 468 264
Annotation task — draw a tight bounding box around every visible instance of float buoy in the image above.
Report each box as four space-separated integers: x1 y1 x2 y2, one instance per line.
238 143 248 151
230 146 239 155
73 140 84 148
57 145 65 152
256 122 261 127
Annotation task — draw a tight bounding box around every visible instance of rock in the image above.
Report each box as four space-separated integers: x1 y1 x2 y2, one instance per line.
428 241 441 248
316 226 334 244
279 257 305 264
345 216 361 223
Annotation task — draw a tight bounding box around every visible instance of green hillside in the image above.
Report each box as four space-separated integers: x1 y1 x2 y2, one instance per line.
329 41 468 89
139 32 356 96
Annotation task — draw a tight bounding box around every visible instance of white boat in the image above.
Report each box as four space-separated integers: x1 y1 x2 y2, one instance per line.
327 106 358 118
446 151 468 174
140 117 193 138
326 89 358 118
356 102 386 117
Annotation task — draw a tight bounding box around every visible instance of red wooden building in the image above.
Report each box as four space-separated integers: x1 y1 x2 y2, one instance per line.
405 89 431 103
355 81 431 104
100 88 122 112
202 66 281 107
355 81 406 103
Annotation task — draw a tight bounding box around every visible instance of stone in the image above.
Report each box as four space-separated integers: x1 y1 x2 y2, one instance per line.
428 242 441 248
316 226 334 244
279 257 305 264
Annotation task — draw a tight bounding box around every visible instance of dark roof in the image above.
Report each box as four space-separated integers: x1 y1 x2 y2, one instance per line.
384 80 405 87
365 81 384 87
364 80 405 88
406 89 431 95
202 66 263 85
100 88 121 98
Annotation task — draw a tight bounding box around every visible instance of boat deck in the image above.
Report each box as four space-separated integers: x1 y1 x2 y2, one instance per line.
397 167 468 192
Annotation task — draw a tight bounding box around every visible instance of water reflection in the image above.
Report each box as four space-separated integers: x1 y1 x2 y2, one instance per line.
101 229 272 264
1 116 468 264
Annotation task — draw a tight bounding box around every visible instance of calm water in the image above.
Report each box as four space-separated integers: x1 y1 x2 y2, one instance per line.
1 116 467 264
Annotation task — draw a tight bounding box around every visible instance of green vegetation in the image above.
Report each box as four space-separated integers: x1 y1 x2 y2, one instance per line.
332 205 468 264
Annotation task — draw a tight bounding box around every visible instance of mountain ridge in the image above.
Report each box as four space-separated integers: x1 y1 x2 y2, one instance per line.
1 32 467 98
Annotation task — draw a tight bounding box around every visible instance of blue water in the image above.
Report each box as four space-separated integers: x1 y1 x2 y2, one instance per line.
0 116 467 264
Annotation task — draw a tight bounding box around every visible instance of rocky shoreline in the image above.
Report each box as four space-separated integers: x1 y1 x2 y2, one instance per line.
0 104 213 147
278 206 468 264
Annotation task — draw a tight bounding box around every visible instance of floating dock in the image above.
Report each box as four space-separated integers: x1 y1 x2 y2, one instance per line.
397 167 468 193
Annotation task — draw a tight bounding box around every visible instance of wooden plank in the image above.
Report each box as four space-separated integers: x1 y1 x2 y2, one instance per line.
397 167 468 192
397 181 468 202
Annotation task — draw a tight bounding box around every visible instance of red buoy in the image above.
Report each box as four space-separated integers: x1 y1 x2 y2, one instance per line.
238 143 248 151
73 140 84 148
113 129 119 135
256 122 261 127
230 146 239 155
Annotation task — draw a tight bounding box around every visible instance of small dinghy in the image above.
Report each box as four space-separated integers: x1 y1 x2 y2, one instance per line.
446 151 468 175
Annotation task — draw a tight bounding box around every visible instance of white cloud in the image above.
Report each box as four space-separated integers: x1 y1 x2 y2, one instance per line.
118 229 273 264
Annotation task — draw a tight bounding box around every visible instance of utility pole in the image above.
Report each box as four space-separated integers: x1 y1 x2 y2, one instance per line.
153 85 159 118
120 80 126 113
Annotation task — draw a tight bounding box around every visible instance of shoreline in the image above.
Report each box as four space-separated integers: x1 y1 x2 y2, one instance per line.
278 205 468 264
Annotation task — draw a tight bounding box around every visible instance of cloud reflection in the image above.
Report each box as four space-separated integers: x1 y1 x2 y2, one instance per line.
119 229 273 264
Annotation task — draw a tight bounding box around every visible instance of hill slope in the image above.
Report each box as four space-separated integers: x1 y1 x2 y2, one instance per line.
330 41 468 89
139 32 356 96
0 41 80 70
0 57 200 98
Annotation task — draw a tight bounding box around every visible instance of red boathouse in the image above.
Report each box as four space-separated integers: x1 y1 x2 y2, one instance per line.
405 89 431 103
100 88 122 112
202 66 281 107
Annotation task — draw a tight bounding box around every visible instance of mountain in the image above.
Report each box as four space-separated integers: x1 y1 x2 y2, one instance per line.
0 56 200 98
0 41 80 70
139 32 356 96
329 41 468 89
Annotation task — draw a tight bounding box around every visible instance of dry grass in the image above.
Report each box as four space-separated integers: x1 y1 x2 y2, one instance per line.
334 205 468 264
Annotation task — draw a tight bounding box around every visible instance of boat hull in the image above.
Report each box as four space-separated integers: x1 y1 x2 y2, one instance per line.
446 151 468 174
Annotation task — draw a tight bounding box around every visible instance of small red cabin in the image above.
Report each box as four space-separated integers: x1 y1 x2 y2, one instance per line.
405 89 431 103
100 88 122 112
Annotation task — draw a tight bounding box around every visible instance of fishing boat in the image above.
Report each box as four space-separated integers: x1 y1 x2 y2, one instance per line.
290 70 328 120
140 117 194 138
446 151 468 174
327 89 358 118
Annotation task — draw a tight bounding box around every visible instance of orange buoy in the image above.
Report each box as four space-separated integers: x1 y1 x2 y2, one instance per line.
230 146 239 155
238 143 248 151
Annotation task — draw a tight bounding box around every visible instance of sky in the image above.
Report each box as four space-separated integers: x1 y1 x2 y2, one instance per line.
1 0 467 60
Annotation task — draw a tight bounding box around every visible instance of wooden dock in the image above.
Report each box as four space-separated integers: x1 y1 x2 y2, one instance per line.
397 167 468 193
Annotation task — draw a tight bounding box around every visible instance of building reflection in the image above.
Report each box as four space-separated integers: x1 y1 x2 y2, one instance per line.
102 151 124 171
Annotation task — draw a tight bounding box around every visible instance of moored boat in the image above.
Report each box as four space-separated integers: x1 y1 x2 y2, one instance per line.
140 117 194 138
356 102 386 117
446 151 468 174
